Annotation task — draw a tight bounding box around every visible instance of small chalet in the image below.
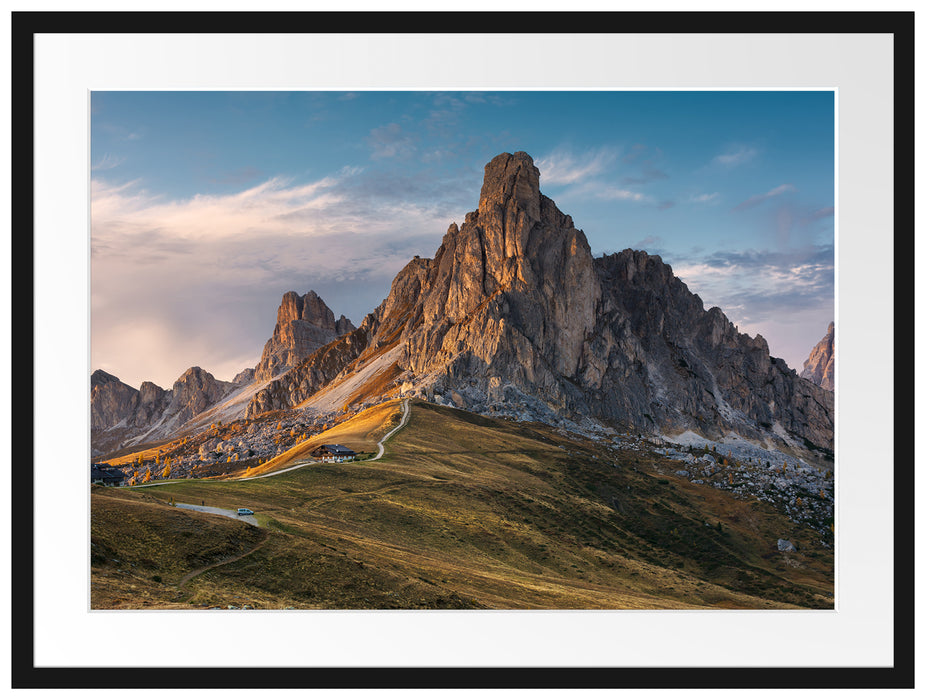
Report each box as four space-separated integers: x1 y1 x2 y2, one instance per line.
91 464 126 487
311 444 357 461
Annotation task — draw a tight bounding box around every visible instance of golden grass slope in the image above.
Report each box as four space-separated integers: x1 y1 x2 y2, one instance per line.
91 399 834 610
245 399 405 477
91 486 267 609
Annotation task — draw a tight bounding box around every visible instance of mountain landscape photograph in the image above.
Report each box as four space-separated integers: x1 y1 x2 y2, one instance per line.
90 90 836 610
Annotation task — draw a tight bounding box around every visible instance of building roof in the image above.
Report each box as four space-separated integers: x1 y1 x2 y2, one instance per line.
91 466 124 482
319 444 356 455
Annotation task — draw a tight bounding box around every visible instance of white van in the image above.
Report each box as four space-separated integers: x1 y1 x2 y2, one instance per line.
237 508 254 516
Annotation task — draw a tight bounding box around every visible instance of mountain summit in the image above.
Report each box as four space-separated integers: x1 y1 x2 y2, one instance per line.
254 290 355 381
248 151 834 457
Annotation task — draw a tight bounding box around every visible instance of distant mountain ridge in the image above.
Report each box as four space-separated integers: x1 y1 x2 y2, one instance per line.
90 366 238 454
90 290 356 454
246 152 834 457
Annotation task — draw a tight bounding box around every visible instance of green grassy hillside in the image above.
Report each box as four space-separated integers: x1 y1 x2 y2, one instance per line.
91 400 834 609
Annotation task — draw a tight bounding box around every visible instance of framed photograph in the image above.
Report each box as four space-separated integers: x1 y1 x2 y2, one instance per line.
12 9 912 690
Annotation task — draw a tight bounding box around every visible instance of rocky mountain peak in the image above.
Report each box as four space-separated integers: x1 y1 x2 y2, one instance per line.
138 381 166 405
478 151 542 225
232 367 256 385
254 290 356 381
247 150 833 461
90 371 138 430
173 366 211 389
278 290 336 331
167 366 234 425
800 322 834 391
91 369 120 387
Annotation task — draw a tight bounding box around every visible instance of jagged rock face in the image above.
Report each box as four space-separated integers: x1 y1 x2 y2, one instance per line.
253 290 355 381
166 366 235 426
404 152 600 382
232 367 256 385
247 322 372 417
800 322 834 391
246 151 834 456
90 370 171 431
582 251 833 448
91 370 144 429
134 381 171 426
91 366 234 455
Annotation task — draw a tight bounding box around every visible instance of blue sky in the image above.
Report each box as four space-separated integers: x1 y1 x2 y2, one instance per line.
91 91 835 388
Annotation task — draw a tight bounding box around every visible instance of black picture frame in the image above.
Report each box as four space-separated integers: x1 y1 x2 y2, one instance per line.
11 10 914 690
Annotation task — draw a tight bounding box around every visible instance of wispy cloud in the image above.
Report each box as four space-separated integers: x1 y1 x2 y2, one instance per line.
92 175 347 241
689 192 720 204
91 153 125 171
595 186 650 202
91 170 462 387
711 145 758 168
803 206 835 223
732 184 796 211
535 147 619 187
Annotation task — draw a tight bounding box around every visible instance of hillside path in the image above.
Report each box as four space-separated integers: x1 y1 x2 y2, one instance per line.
176 533 269 603
370 399 410 461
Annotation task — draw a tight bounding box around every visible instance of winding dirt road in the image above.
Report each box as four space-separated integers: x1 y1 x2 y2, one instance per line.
370 398 410 461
